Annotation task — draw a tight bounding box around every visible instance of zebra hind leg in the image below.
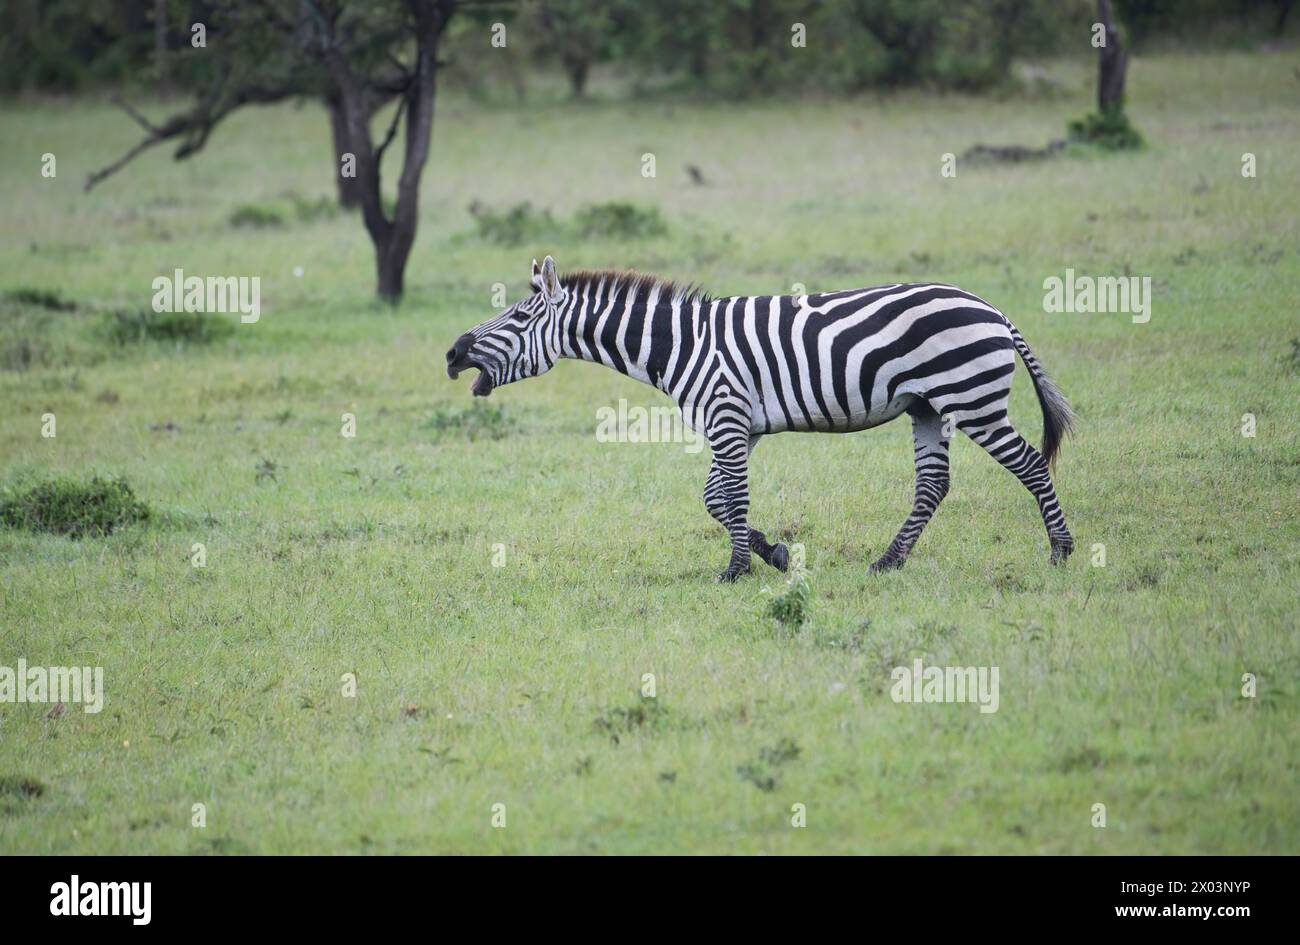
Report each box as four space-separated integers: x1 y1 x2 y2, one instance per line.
703 463 789 572
869 403 951 573
958 418 1073 564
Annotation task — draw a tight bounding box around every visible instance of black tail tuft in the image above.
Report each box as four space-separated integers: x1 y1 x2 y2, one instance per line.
1007 324 1074 468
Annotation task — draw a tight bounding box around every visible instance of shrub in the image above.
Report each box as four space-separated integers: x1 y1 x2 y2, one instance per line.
572 201 667 239
104 308 236 345
0 476 151 537
467 200 556 246
767 572 811 627
1 288 77 311
288 193 338 223
594 697 665 743
229 195 338 228
1068 105 1145 151
228 203 286 228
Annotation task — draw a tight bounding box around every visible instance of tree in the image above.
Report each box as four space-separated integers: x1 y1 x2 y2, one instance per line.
531 0 617 99
85 0 477 303
1066 0 1143 149
1096 0 1127 110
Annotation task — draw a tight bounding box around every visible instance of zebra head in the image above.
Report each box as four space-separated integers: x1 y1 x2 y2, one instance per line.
446 255 566 397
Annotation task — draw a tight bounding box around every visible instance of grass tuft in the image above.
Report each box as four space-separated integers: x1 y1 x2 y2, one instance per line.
421 401 516 440
467 200 556 246
572 201 667 239
2 288 78 311
767 571 812 627
103 308 236 345
0 476 150 537
1068 104 1144 150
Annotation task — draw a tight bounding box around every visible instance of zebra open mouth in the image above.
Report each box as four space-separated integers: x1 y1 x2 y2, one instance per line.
470 369 494 397
447 358 494 396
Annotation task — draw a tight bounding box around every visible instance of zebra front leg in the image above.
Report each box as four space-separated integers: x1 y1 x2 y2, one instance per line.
706 428 754 582
870 404 951 573
718 470 752 582
703 462 788 573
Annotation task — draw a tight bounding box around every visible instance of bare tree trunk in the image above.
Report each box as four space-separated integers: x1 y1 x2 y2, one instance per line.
377 56 434 301
154 0 168 96
326 94 362 210
1097 0 1128 110
565 56 590 99
1276 0 1295 35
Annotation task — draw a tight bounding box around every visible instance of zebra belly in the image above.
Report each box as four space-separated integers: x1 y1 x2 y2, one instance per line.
753 392 916 434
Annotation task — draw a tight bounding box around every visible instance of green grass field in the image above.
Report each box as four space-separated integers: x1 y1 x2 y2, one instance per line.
1 48 1297 854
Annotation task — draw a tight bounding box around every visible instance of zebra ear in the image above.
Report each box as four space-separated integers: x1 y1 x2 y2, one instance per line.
540 255 562 301
530 258 544 293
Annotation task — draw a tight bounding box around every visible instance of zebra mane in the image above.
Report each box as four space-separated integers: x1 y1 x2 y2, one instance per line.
558 269 713 306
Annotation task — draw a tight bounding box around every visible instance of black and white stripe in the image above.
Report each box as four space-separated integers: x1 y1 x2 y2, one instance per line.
447 256 1074 581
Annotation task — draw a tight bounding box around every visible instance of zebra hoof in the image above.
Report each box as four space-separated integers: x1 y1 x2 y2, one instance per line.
1050 538 1074 565
717 564 751 583
769 543 790 572
869 554 906 573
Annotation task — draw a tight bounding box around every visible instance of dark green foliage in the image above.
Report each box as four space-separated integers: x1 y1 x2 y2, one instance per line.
1 288 77 311
1116 0 1294 42
229 194 339 229
1068 104 1145 150
0 289 90 372
736 737 802 792
571 0 1080 96
767 572 811 627
467 200 666 246
228 204 285 229
0 476 150 538
4 0 1292 96
467 201 556 246
0 774 46 816
421 401 516 440
0 775 45 797
594 697 665 743
104 308 236 345
572 202 666 239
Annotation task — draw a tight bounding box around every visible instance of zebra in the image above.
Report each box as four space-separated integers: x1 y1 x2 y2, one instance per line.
446 256 1074 582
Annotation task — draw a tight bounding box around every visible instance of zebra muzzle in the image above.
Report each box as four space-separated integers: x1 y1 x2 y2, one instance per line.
446 333 477 380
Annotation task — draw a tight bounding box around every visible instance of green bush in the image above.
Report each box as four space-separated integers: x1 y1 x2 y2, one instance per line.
104 308 236 345
229 194 339 229
228 204 286 229
467 201 556 246
572 201 667 239
1068 104 1145 150
0 476 151 538
1 288 77 311
767 572 811 627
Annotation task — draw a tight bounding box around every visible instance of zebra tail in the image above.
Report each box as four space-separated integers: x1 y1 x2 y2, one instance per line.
1006 321 1074 468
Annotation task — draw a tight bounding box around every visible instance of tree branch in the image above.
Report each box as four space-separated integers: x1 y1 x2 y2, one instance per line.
85 82 300 191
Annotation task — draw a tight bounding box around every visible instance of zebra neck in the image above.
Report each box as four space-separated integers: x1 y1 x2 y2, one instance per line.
558 292 701 398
